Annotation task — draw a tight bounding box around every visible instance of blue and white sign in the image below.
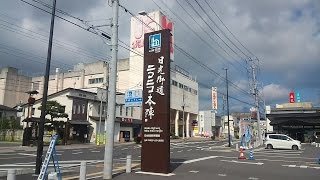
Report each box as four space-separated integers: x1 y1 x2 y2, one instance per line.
125 89 143 107
149 33 161 49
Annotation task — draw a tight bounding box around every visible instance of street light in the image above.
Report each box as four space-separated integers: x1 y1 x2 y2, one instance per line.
223 68 231 147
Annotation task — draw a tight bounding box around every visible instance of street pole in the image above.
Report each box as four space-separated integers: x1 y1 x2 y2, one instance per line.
98 89 103 145
224 68 231 147
35 0 56 174
103 0 118 179
182 90 185 139
251 60 262 145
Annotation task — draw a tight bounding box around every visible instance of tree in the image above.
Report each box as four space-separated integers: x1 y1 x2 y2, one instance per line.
38 100 68 122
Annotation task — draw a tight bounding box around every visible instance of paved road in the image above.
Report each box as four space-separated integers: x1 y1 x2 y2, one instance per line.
0 140 319 179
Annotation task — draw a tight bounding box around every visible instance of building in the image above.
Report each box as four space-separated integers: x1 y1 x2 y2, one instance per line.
266 102 320 142
198 110 222 137
20 88 141 143
0 104 17 120
222 115 235 138
0 67 32 107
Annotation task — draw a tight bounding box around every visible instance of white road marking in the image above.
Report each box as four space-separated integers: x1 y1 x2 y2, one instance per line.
121 148 128 150
183 156 218 164
300 165 308 168
248 177 259 180
138 156 141 158
72 152 83 155
187 149 192 151
220 159 263 165
218 174 227 176
91 151 100 153
135 171 175 176
17 153 36 157
177 150 183 153
189 170 199 173
56 154 62 156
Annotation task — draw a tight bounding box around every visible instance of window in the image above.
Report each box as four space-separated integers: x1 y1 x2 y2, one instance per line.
269 135 278 139
32 108 35 115
131 107 134 117
77 105 81 114
125 107 129 116
82 104 85 114
171 80 178 86
73 105 76 114
179 83 184 89
120 105 123 116
88 78 104 84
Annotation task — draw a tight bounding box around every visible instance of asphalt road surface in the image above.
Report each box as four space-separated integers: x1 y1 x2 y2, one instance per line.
0 140 319 180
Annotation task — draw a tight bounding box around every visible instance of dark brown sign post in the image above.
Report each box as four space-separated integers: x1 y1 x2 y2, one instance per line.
141 29 171 173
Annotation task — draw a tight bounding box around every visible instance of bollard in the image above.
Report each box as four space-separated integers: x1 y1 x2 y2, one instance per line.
7 169 16 180
79 161 87 180
126 155 132 173
236 143 239 151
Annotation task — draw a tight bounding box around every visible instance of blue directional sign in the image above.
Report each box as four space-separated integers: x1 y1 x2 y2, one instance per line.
125 89 143 107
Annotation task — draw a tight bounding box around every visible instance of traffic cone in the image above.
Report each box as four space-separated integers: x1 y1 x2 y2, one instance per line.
248 149 255 160
238 148 246 160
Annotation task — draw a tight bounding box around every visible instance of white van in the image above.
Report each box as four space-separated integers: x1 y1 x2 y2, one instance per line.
264 134 301 150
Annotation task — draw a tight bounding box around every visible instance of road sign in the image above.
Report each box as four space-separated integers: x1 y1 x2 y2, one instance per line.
125 89 142 107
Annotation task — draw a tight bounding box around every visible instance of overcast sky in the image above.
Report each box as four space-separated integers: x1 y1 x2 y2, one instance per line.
0 0 319 113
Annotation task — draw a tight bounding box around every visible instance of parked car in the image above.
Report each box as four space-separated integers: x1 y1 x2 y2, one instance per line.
264 134 301 150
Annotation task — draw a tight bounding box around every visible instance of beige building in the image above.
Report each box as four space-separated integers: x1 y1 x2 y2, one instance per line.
0 67 32 107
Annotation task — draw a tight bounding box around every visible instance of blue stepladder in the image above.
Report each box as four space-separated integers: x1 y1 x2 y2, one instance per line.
37 134 61 180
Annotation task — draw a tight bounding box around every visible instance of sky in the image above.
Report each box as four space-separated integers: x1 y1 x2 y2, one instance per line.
0 0 319 113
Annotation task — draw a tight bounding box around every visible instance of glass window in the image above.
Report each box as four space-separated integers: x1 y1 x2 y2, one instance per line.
119 105 123 116
125 107 129 116
131 107 133 117
77 105 81 114
269 135 277 139
82 104 85 114
73 105 76 114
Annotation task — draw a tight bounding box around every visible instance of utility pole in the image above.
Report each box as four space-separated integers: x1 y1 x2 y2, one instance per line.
103 0 118 179
250 59 262 145
224 68 231 147
35 0 56 174
182 90 185 139
97 89 103 145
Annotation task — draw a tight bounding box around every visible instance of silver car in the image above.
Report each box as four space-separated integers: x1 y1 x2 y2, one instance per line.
264 134 301 150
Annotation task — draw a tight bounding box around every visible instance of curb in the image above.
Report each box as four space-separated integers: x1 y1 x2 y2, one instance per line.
0 168 34 177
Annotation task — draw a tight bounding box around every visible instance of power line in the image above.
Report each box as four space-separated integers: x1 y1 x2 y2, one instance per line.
205 0 256 58
184 0 247 62
158 0 247 73
117 2 252 98
194 0 250 60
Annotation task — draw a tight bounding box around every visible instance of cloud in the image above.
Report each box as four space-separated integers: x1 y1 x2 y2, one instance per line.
262 83 290 103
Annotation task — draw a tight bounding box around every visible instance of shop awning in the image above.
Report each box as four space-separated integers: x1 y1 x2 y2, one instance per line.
22 117 50 123
68 120 92 125
267 112 320 126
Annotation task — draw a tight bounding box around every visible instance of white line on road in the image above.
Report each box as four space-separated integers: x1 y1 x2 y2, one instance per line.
177 150 183 153
135 171 175 176
183 156 218 164
121 148 128 150
218 174 227 177
189 170 199 173
91 151 100 153
17 153 36 157
248 177 259 180
220 159 263 165
300 165 308 168
72 152 83 155
187 149 192 151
